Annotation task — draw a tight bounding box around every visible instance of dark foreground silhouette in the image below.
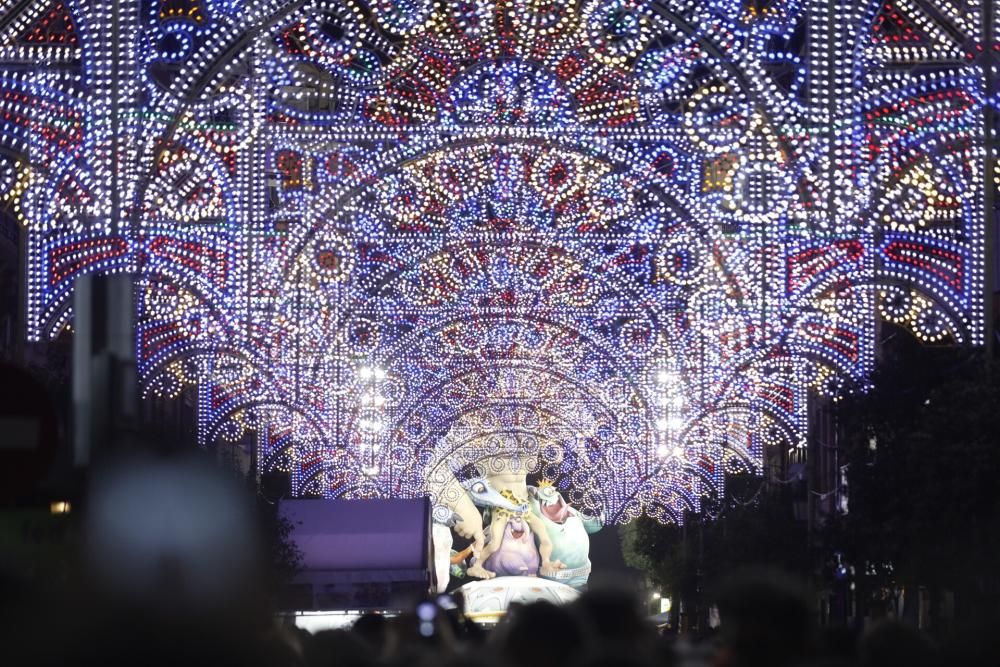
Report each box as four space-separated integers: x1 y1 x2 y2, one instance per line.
2 460 993 667
5 568 999 667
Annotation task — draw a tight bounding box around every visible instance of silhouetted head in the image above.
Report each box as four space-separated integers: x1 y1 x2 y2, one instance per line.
305 629 376 667
494 601 586 667
352 613 388 654
714 568 815 667
571 587 654 649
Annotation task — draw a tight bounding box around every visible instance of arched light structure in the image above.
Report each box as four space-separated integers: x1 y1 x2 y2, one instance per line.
0 0 988 521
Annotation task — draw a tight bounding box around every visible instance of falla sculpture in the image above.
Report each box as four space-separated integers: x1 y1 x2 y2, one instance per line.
432 456 601 592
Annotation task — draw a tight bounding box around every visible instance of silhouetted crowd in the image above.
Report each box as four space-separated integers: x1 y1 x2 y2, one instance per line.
6 569 999 667
2 460 995 666
297 578 999 667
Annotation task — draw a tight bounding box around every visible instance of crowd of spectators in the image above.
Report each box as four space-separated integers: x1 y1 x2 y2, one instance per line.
2 461 995 666
5 566 998 667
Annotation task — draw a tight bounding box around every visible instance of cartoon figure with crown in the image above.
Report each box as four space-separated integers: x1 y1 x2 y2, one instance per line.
528 479 603 589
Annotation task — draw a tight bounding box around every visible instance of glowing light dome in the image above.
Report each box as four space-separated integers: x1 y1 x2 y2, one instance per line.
0 0 987 523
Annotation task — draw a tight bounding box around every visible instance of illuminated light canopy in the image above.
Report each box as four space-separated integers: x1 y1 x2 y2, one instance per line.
0 0 988 523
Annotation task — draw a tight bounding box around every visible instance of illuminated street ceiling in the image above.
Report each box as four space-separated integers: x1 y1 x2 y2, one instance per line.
0 0 988 522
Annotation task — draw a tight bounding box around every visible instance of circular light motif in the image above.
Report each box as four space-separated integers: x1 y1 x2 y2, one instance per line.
307 231 355 283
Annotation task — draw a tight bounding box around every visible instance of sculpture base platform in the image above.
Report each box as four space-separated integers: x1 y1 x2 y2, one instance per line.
457 576 580 624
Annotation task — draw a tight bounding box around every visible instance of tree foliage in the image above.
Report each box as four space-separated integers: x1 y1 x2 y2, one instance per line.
254 492 303 594
834 330 1000 614
620 475 808 621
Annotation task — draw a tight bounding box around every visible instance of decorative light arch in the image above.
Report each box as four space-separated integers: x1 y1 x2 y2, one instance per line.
0 0 989 521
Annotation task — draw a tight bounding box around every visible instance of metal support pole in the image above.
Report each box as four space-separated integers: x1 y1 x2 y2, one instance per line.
110 0 121 236
72 274 138 465
982 2 997 357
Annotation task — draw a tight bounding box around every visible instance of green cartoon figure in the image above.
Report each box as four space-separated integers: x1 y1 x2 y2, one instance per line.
528 480 602 588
